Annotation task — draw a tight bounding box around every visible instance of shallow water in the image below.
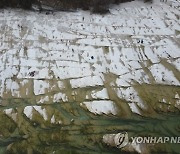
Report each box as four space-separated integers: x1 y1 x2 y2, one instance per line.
0 107 180 153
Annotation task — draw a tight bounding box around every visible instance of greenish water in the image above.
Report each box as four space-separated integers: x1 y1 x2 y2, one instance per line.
0 105 179 154
0 82 180 153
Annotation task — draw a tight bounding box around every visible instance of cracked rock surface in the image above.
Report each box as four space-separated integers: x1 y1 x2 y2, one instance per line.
0 0 179 153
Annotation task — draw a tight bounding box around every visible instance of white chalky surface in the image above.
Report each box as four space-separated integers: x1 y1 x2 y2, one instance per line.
0 0 180 119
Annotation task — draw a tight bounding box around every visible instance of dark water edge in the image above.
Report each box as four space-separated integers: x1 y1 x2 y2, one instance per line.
0 110 179 154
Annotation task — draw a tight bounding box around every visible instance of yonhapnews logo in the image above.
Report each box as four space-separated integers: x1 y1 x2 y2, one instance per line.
114 132 129 148
114 132 180 148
